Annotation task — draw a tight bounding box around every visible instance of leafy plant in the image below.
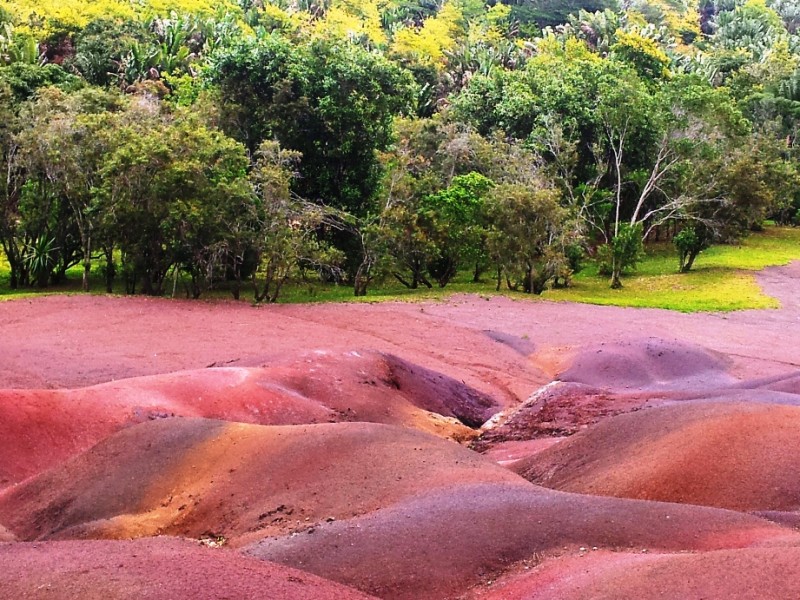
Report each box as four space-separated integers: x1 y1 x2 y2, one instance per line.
23 235 57 287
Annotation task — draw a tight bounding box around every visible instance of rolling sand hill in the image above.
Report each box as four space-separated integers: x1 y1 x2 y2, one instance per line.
0 352 494 488
246 482 798 599
512 401 800 511
0 418 520 543
472 547 800 600
2 261 800 598
0 537 377 599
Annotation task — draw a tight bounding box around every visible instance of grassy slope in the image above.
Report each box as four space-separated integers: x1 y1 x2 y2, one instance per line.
2 225 799 312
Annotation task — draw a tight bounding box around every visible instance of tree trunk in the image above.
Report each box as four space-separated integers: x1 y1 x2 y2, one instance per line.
190 273 202 299
393 272 415 289
82 234 91 292
103 247 114 293
681 249 699 273
472 260 487 284
354 277 368 296
354 259 371 297
435 257 457 288
610 258 623 289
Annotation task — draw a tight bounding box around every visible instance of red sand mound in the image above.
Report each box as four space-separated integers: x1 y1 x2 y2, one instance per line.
557 337 735 390
472 375 800 457
764 372 800 395
0 369 329 488
0 351 493 487
0 295 545 405
0 537 376 600
246 481 797 600
0 418 521 544
693 388 800 406
254 350 498 430
0 524 15 542
472 547 800 600
513 401 800 511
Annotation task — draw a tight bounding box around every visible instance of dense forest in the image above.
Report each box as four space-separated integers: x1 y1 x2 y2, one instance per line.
1 0 799 299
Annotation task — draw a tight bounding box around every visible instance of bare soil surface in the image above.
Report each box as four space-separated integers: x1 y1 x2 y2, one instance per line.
246 482 799 599
0 418 519 545
2 261 800 599
0 537 377 599
0 524 15 542
471 547 800 600
2 261 799 393
0 351 490 488
512 400 800 511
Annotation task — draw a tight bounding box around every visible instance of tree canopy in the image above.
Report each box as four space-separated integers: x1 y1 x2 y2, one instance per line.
2 0 799 299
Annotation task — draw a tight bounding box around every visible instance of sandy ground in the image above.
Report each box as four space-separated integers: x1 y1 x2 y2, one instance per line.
2 261 800 598
0 537 378 599
1 261 798 394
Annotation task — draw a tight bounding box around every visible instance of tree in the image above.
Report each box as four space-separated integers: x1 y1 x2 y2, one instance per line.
674 224 711 272
358 117 488 292
486 181 573 294
67 18 149 87
421 171 492 287
208 35 416 215
16 86 123 291
248 140 343 303
597 70 747 287
594 66 655 288
373 150 438 290
0 83 26 288
98 98 251 297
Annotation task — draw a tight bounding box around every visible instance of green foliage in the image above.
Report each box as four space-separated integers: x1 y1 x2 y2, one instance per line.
67 19 149 86
487 181 573 294
0 63 81 100
2 0 800 309
599 222 645 287
209 35 416 216
22 235 57 287
674 225 706 271
96 99 251 296
420 171 493 286
500 0 614 32
451 40 606 141
248 140 344 303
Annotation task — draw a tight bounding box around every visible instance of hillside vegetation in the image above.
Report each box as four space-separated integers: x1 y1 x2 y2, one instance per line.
1 0 799 306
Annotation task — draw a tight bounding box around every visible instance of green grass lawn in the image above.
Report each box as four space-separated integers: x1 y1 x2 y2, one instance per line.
545 225 800 312
2 225 800 312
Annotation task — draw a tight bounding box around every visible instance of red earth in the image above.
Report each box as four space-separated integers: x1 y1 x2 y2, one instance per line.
0 417 520 545
471 547 800 600
1 261 800 598
0 351 493 489
245 481 799 599
0 537 378 599
512 400 800 511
